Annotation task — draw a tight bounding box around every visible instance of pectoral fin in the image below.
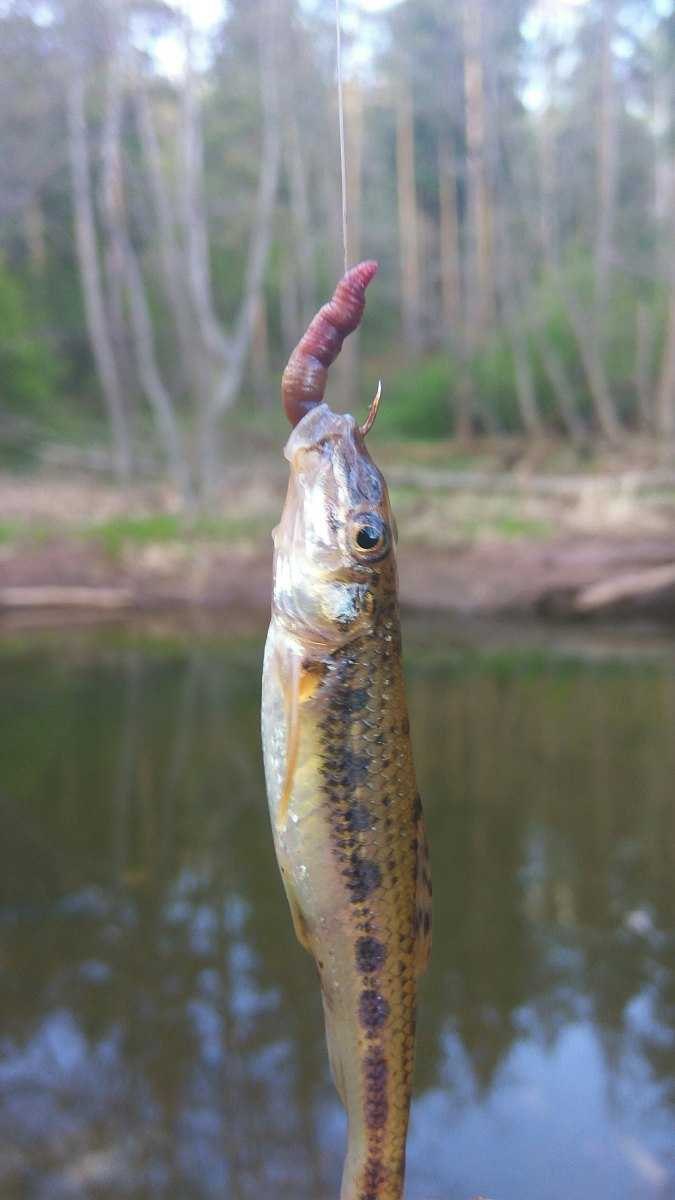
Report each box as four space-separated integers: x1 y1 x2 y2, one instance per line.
280 869 313 952
275 646 325 832
276 646 302 831
322 993 347 1106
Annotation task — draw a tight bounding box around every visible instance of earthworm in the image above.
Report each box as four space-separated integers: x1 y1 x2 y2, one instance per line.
281 260 378 428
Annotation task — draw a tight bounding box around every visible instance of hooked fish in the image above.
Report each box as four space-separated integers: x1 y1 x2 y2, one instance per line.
261 260 432 1200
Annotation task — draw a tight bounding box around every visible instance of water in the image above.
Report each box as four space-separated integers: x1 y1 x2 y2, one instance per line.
0 618 673 1200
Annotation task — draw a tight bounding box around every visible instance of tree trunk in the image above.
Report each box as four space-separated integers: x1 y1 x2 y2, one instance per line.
539 41 559 269
134 81 201 399
395 70 422 352
656 266 675 446
462 0 494 337
23 196 46 276
511 328 543 438
564 287 622 441
538 337 588 445
250 294 270 405
66 68 131 483
123 242 191 499
655 122 675 446
492 161 543 439
99 22 130 392
286 100 315 325
197 0 282 495
101 44 189 499
634 301 654 433
339 79 365 410
280 247 300 356
179 20 231 369
595 0 618 309
438 136 461 341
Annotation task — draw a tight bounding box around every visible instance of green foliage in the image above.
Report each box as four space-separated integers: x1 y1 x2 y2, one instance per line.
0 259 58 417
470 335 521 432
372 355 458 439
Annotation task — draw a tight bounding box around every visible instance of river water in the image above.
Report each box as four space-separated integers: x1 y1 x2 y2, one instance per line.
0 617 673 1200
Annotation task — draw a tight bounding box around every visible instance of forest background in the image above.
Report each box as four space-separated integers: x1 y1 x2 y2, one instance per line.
2 0 675 617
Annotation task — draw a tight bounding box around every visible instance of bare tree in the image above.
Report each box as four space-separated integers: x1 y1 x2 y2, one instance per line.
98 29 190 498
655 172 675 446
134 80 202 402
462 0 494 338
179 20 232 371
438 135 461 341
634 301 654 432
538 338 588 446
286 100 315 326
66 64 132 482
396 67 422 352
99 10 130 392
193 0 282 495
595 0 619 310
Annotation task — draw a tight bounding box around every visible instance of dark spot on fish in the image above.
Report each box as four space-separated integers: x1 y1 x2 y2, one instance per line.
363 1157 385 1193
387 856 395 873
364 1049 388 1129
342 750 369 787
345 803 371 833
413 793 423 820
356 936 386 975
382 795 391 808
359 989 390 1031
423 911 431 935
346 687 368 713
401 716 410 736
345 857 381 903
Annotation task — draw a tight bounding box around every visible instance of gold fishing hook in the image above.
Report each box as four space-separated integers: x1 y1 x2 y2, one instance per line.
360 379 382 437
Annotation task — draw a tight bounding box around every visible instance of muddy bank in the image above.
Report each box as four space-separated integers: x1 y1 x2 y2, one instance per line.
2 465 675 626
2 531 675 626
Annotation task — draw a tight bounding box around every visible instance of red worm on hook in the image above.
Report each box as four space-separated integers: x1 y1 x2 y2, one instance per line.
281 260 378 428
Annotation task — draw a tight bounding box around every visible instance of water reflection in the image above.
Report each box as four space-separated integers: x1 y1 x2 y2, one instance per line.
0 626 673 1199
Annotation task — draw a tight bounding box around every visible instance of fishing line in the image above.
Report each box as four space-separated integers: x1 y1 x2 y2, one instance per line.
335 0 349 272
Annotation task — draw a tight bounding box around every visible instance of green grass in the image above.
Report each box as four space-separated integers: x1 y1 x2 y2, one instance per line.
0 521 21 544
82 513 273 558
0 519 55 545
487 514 553 539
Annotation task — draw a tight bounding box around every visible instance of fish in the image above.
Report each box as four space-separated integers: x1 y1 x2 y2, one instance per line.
261 260 431 1200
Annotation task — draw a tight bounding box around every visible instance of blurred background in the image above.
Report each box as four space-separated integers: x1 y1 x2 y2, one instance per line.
1 1 675 1198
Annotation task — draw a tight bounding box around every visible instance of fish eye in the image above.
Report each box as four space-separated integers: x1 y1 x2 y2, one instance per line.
351 514 388 559
356 524 381 550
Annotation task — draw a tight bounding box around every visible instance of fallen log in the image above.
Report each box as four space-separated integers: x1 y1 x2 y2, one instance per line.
573 562 675 614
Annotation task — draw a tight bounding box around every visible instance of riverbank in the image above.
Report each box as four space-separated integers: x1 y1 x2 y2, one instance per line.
1 459 674 626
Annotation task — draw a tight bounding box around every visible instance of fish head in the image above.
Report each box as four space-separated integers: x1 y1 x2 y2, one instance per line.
272 403 397 647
